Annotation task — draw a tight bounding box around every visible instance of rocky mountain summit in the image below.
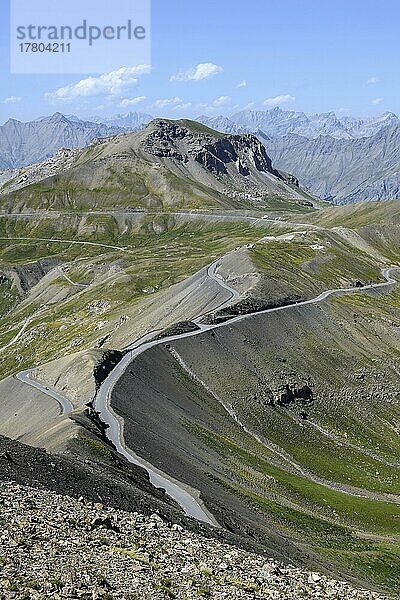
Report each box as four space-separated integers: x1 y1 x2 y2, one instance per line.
0 481 390 599
1 119 312 212
133 119 306 209
140 119 284 180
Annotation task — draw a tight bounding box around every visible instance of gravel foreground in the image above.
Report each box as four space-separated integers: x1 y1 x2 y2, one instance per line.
0 482 391 600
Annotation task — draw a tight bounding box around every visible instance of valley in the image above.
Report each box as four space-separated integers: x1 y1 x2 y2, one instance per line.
0 119 399 597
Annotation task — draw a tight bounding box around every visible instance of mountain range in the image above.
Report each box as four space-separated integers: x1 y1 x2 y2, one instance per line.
263 124 400 203
86 111 153 130
0 112 152 172
1 118 312 212
199 108 400 140
0 113 121 171
199 109 400 203
2 108 400 204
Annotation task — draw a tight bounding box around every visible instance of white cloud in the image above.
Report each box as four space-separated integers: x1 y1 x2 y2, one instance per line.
236 80 247 88
170 62 223 82
151 95 230 116
120 96 146 108
372 97 383 105
154 96 183 108
243 102 255 110
46 65 151 103
264 94 295 107
212 95 231 107
2 96 22 104
173 102 193 111
367 76 379 84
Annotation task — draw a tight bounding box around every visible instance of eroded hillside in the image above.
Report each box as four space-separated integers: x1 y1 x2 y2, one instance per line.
0 153 399 595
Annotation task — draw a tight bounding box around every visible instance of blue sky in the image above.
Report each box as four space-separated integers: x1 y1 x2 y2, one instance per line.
0 0 399 123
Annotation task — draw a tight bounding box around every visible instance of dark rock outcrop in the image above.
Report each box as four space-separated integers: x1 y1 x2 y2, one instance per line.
202 294 303 324
140 120 285 181
0 258 61 296
276 384 314 406
93 350 124 390
157 321 200 339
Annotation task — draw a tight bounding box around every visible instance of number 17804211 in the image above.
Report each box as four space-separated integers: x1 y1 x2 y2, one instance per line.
19 42 71 52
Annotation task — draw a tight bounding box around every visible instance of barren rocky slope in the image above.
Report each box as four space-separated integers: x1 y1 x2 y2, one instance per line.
0 168 399 594
0 479 391 599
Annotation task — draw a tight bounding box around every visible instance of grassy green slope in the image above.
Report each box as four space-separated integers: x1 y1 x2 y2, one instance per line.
0 214 269 381
1 199 399 593
108 201 400 594
126 281 400 594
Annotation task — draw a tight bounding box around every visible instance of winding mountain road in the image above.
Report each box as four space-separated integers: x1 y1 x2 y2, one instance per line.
93 266 397 523
0 308 47 354
0 316 35 354
206 258 240 302
11 246 398 524
58 266 88 288
94 258 238 525
0 210 322 232
15 369 74 414
0 236 133 254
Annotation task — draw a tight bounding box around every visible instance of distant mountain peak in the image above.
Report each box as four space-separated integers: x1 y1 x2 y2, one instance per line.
46 112 70 124
263 121 400 204
229 108 400 140
87 111 152 130
0 114 122 170
196 114 249 135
